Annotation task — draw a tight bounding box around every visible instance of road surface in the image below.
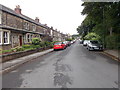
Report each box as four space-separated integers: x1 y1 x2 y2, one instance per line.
3 41 118 88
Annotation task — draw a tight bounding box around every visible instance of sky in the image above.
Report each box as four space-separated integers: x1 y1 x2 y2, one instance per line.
1 0 86 35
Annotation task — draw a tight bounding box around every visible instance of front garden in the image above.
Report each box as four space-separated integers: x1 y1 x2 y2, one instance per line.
0 38 54 55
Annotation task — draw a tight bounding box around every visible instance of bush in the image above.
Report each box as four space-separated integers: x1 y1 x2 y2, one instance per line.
84 32 101 40
32 38 41 45
66 38 72 41
39 41 46 47
31 45 41 49
14 47 24 52
22 44 31 49
105 34 118 49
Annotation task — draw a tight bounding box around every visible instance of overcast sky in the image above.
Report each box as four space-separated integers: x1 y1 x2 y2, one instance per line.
1 0 86 35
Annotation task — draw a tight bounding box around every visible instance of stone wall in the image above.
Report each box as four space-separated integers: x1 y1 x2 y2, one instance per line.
1 46 51 62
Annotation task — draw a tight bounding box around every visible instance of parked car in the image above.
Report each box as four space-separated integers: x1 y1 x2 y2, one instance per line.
83 40 89 46
53 42 66 50
70 41 74 44
79 39 84 44
87 40 103 51
62 41 68 48
67 41 71 46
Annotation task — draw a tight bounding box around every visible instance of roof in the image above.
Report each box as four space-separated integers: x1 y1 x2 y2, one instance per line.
0 4 49 29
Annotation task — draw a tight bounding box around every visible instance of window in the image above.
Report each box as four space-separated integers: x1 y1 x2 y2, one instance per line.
27 34 30 42
0 30 10 44
31 35 33 41
0 31 2 44
26 34 32 43
32 25 36 31
0 11 1 24
3 31 9 44
24 22 29 30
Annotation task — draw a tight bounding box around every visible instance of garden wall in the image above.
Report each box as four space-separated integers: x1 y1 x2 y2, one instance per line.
0 46 51 63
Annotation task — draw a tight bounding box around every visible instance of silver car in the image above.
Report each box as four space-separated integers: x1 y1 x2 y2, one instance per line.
87 40 103 51
83 40 89 46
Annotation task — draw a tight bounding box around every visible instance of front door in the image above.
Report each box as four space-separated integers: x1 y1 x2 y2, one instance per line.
19 36 22 46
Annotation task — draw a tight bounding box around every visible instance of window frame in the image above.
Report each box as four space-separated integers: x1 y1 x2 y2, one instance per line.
0 11 2 25
0 30 10 45
0 31 2 45
26 33 32 43
32 25 36 31
24 22 29 30
3 31 10 44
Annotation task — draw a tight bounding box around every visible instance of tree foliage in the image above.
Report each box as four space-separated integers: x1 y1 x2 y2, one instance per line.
77 2 120 49
84 32 101 41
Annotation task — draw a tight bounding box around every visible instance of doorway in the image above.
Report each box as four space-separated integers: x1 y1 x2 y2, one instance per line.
19 35 22 46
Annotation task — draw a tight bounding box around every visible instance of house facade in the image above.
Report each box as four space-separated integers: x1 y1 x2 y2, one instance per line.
0 4 69 50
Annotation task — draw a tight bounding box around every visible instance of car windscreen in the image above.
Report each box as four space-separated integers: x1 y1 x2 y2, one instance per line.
90 41 99 44
54 42 61 45
62 42 66 44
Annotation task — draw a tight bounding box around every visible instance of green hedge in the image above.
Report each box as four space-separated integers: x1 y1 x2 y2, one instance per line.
105 34 119 49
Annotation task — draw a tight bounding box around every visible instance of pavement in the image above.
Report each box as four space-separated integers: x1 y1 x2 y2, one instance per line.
2 41 118 88
1 49 53 74
103 49 120 62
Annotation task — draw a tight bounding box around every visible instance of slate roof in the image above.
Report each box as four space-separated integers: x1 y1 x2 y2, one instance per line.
0 4 49 29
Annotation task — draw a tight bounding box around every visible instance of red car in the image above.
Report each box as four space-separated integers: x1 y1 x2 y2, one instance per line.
53 42 66 50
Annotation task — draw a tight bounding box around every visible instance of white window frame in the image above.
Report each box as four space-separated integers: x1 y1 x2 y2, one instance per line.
3 31 10 44
32 25 36 31
0 11 2 25
24 22 29 30
0 30 10 45
26 33 32 43
0 31 2 45
30 34 33 41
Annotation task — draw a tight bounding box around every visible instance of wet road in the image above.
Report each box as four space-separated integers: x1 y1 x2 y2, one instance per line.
3 41 118 88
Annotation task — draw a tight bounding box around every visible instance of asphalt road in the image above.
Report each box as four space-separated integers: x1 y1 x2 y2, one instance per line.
2 41 118 88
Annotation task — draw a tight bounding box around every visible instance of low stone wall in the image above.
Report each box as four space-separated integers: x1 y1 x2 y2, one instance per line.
0 46 51 63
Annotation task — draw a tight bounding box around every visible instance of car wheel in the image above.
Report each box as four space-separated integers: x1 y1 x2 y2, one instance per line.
88 47 92 51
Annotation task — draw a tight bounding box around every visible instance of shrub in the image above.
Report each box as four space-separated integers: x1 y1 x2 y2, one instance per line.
39 41 46 47
32 38 41 45
66 38 72 41
2 49 13 53
22 44 31 49
14 46 24 52
84 32 101 40
31 45 41 49
105 34 118 49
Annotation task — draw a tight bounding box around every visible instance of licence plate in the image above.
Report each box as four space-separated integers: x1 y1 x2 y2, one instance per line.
95 48 99 49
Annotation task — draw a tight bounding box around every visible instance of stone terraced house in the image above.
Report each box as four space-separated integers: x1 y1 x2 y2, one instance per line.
0 4 67 50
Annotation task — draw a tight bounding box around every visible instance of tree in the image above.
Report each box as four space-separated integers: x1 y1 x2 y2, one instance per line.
77 2 120 49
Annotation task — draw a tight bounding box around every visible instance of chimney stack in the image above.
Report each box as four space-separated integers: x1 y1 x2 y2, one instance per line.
15 5 21 14
44 24 47 26
50 26 53 29
35 17 40 23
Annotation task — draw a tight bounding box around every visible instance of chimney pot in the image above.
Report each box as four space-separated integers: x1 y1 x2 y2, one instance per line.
15 5 21 14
